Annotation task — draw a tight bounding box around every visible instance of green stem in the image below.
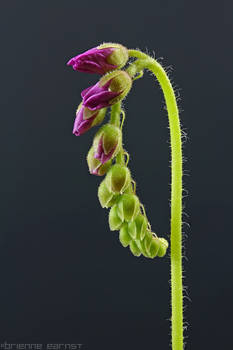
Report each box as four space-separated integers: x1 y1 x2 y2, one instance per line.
110 102 125 165
128 50 183 350
110 101 121 127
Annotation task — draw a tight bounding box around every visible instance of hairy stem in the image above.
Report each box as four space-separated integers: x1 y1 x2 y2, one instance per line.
110 102 125 165
110 101 121 127
128 50 183 350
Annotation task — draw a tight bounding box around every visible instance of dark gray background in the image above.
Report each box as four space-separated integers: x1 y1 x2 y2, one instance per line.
1 1 232 349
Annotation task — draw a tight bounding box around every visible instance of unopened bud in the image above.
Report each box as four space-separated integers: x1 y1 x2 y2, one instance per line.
105 164 131 194
144 235 169 258
98 180 119 208
136 239 151 258
119 223 132 247
128 214 148 240
143 230 153 256
97 43 129 70
109 204 124 231
116 194 140 222
157 237 169 257
100 70 132 106
129 241 141 257
67 43 128 75
93 124 122 164
87 147 111 176
73 104 106 136
149 238 160 258
82 70 132 111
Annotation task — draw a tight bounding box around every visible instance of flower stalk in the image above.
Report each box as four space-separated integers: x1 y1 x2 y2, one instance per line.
67 43 184 350
127 49 183 350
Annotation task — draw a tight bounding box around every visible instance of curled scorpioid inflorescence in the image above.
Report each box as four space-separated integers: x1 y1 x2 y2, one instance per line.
67 42 168 259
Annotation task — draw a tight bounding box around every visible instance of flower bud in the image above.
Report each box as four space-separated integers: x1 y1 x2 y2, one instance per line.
129 241 141 257
142 234 169 258
157 238 169 257
128 214 148 240
87 147 111 176
135 239 150 258
98 179 119 208
67 43 128 75
116 194 140 222
73 104 106 136
82 70 132 111
119 223 132 247
105 164 131 194
127 220 137 239
109 204 124 231
93 124 122 164
148 237 160 258
143 230 153 256
97 43 128 70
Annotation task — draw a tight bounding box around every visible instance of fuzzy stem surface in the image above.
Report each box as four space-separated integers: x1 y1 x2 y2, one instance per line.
128 49 183 350
110 101 121 127
110 102 125 165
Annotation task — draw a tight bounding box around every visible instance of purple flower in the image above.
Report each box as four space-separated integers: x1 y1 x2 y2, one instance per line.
73 105 106 136
67 47 117 75
94 136 117 164
81 80 120 111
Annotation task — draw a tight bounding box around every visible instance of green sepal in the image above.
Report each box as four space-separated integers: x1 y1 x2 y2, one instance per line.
91 108 107 127
127 221 137 239
149 238 160 258
99 70 132 106
144 230 153 256
119 223 132 247
116 194 140 222
87 147 111 176
109 204 124 231
157 238 169 257
93 124 122 157
129 241 141 257
98 180 118 208
133 214 148 240
98 43 129 69
105 164 131 194
135 239 150 258
123 184 134 194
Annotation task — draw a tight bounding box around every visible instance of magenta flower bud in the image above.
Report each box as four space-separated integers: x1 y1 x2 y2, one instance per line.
67 43 128 75
73 104 106 136
87 147 112 176
81 80 120 111
93 124 122 164
81 70 132 111
95 136 116 164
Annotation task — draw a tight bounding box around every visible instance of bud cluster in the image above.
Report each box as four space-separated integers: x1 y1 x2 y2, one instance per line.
68 43 131 137
67 43 168 259
98 164 168 258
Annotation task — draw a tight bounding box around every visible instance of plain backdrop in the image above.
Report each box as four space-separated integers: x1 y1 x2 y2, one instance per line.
1 1 232 349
